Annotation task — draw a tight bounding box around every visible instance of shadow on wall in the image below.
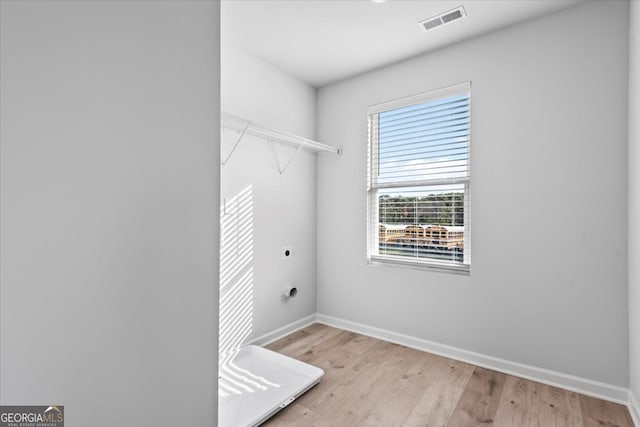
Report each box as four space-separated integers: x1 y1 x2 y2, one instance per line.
219 185 263 397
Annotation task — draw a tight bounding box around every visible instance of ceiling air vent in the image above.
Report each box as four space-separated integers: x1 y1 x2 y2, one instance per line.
419 6 466 32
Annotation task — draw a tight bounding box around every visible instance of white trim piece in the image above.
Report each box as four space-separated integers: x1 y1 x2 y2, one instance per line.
630 389 640 427
248 314 317 347
315 313 629 405
368 81 471 115
368 255 470 276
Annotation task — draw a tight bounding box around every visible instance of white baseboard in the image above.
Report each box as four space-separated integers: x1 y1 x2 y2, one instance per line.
248 314 317 347
630 390 640 427
315 313 629 405
248 313 632 412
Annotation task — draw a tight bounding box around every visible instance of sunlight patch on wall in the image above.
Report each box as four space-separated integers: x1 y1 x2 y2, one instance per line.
218 186 279 397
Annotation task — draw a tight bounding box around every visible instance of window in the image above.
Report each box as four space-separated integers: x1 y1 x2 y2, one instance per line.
367 82 471 274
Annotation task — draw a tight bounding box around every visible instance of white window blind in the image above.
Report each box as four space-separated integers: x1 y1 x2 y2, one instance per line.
367 82 471 273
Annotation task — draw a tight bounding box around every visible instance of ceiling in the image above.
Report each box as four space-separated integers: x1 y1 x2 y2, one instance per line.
222 0 585 88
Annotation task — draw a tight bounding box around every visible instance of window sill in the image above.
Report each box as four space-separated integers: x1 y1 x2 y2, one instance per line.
368 255 470 276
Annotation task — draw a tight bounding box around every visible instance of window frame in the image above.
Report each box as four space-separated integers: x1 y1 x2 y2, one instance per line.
366 81 471 275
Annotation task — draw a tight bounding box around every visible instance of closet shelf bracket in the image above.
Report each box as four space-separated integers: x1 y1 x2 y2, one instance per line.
221 121 250 166
271 139 307 177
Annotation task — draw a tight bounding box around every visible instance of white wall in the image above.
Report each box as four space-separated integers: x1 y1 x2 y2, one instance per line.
0 2 220 426
317 0 629 387
220 44 318 343
629 0 640 419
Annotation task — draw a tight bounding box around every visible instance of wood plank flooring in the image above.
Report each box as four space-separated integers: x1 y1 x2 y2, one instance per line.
262 324 633 427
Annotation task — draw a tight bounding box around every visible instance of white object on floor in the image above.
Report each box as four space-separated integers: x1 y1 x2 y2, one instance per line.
218 345 324 427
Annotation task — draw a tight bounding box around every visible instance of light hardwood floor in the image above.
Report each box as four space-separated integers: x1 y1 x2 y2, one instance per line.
262 323 633 427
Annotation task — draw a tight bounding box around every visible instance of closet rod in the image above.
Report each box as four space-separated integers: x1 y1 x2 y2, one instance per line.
221 112 341 155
